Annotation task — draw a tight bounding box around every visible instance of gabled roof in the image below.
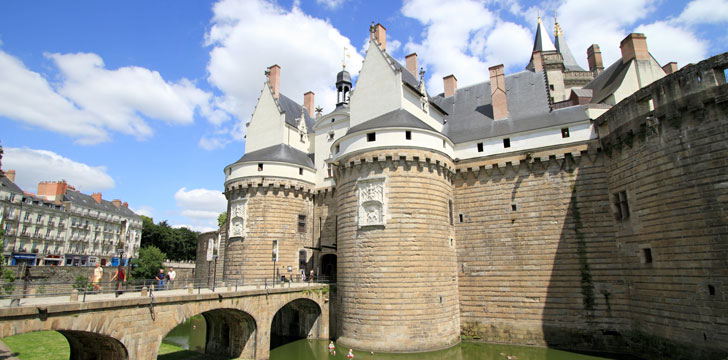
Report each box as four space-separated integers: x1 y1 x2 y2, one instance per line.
382 52 448 115
63 190 140 219
583 59 630 103
278 94 315 132
346 109 438 136
233 144 315 169
432 70 590 144
0 176 24 195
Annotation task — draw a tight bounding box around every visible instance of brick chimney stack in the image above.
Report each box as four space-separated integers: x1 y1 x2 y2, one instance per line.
122 202 128 208
112 199 122 208
443 75 458 97
5 170 15 182
620 33 650 63
489 64 509 120
373 23 386 51
662 62 678 74
405 53 418 76
268 64 280 100
304 91 315 117
92 192 102 204
587 44 604 74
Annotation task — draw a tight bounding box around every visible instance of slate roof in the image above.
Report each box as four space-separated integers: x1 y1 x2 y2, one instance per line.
0 176 24 195
233 144 315 169
555 34 586 72
346 109 438 136
63 190 141 219
584 58 630 103
432 70 591 144
278 94 315 132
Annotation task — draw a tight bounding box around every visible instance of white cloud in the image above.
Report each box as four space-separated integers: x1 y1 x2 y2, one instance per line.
678 0 728 25
130 205 154 218
635 21 708 66
205 0 364 140
2 147 115 192
316 0 347 10
401 0 534 94
171 223 218 233
173 187 227 231
0 49 221 145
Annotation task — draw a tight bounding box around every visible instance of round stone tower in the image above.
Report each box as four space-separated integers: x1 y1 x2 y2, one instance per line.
332 125 460 352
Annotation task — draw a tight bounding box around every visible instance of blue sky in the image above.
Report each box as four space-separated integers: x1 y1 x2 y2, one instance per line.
1 0 726 231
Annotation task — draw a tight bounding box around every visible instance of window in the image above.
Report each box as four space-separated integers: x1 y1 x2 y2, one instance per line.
405 131 412 140
299 250 307 270
459 214 463 223
477 142 483 152
227 168 231 176
327 163 332 177
299 167 304 175
298 214 306 233
708 285 716 296
511 204 517 211
549 84 555 91
258 163 264 171
613 191 630 220
561 127 570 138
336 144 340 153
367 132 376 142
328 132 334 140
642 248 653 264
503 138 511 148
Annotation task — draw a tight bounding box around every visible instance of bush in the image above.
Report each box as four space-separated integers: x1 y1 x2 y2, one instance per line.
2 269 15 295
72 276 92 292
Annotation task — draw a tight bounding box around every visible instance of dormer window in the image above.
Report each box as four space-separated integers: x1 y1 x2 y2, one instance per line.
328 131 335 140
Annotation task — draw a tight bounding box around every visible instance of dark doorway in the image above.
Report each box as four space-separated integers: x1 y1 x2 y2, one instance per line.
320 254 337 283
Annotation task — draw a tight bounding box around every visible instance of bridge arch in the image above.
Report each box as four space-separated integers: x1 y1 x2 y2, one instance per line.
58 329 128 360
270 297 323 349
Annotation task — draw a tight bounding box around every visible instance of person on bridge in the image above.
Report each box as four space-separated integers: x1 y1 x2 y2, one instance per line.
92 263 103 293
166 267 176 290
110 265 126 298
155 269 165 290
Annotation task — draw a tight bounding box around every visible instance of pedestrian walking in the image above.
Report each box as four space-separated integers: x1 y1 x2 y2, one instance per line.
110 265 126 297
167 267 176 290
91 263 103 293
155 269 165 290
309 269 314 284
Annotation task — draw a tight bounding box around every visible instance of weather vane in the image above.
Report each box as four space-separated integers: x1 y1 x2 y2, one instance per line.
342 47 350 69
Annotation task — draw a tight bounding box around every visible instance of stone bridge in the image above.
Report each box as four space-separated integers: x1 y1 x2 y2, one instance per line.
0 284 330 359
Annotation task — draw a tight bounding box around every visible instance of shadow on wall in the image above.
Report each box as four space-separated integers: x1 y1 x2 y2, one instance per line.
271 298 322 350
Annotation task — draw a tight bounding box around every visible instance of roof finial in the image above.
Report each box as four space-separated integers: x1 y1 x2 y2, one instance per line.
554 10 562 37
369 21 376 38
342 47 350 69
537 10 541 24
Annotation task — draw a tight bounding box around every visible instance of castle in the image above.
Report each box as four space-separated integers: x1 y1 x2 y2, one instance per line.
198 18 728 359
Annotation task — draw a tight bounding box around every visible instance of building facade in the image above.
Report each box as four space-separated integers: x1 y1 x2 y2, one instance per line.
210 19 727 358
0 174 142 267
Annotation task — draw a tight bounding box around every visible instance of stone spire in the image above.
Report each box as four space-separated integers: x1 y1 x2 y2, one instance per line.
526 16 557 71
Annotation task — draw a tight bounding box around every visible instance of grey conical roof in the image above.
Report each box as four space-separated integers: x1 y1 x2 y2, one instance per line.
554 21 586 72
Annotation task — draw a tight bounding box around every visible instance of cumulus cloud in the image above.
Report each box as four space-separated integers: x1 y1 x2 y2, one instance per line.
635 21 708 66
130 205 154 218
401 0 532 94
0 49 221 145
205 0 364 139
316 0 347 10
173 187 227 231
678 0 728 25
2 147 115 192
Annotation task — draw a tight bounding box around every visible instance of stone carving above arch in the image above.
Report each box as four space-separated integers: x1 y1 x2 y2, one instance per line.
229 198 248 238
357 177 387 228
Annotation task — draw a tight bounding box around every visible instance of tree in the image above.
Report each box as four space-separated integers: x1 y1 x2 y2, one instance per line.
139 216 199 261
131 246 166 280
218 212 227 229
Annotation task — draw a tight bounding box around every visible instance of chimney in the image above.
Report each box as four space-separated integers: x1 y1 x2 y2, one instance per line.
587 44 604 74
373 23 386 51
620 33 650 63
268 64 280 100
92 192 102 204
122 202 128 208
304 91 315 117
405 53 418 76
531 51 543 72
443 75 458 97
662 62 678 74
5 170 15 182
112 199 122 208
489 64 509 120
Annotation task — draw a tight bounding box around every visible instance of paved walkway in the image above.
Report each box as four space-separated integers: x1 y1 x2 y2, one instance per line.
0 281 320 308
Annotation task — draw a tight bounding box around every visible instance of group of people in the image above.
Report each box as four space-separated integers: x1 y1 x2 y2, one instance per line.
89 264 177 295
154 267 176 291
328 341 358 358
91 263 127 297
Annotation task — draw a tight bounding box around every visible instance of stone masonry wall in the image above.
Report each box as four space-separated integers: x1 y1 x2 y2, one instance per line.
224 178 314 284
453 144 629 352
597 53 728 359
334 149 460 353
313 189 337 273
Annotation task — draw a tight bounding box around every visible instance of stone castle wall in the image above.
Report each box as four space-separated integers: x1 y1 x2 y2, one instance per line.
333 149 460 352
223 178 314 284
453 144 629 352
597 53 728 359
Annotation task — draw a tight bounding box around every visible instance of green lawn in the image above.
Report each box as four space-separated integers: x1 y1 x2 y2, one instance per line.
2 331 69 360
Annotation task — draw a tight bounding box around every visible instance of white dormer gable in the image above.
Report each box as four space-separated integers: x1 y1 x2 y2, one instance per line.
245 81 287 154
349 37 403 128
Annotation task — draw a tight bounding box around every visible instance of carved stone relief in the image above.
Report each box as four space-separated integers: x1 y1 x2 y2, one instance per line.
357 177 386 228
229 199 248 238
